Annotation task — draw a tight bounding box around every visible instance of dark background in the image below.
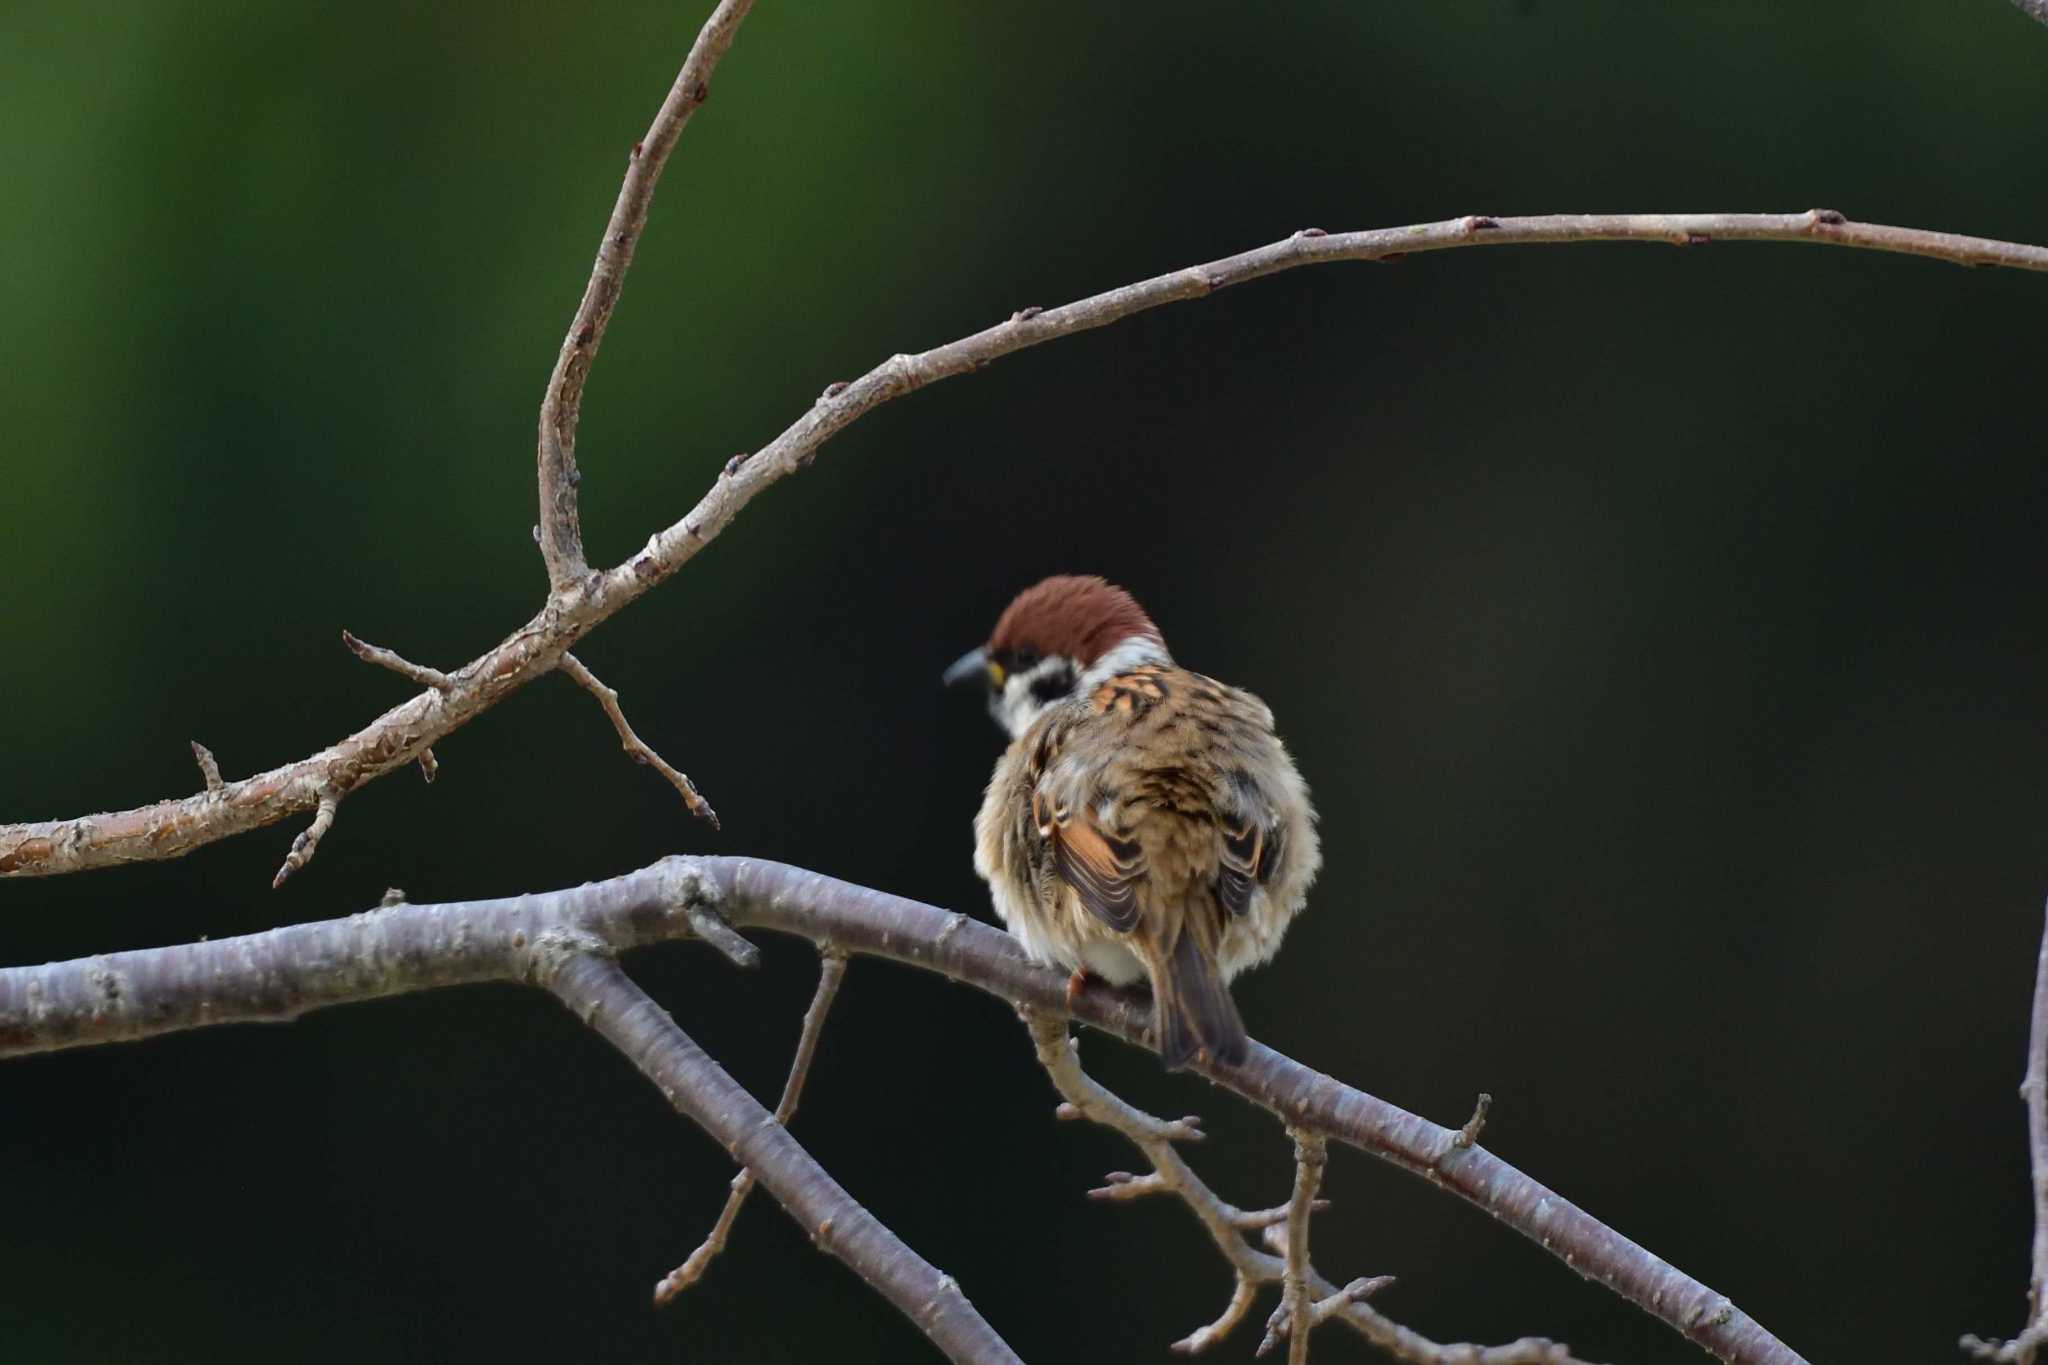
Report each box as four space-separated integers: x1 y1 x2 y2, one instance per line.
3 2 2045 1361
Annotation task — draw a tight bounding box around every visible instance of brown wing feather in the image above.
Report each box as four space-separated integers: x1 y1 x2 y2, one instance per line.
1216 817 1262 919
1032 786 1143 933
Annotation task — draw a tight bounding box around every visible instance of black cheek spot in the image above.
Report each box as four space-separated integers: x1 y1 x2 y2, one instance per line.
1030 663 1077 706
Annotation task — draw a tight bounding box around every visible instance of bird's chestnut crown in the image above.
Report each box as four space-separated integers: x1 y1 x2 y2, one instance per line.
945 575 1170 738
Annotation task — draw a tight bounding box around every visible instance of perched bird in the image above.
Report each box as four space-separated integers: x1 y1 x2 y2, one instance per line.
947 575 1319 1069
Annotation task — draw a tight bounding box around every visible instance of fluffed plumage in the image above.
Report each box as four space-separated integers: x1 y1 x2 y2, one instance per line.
951 576 1319 1070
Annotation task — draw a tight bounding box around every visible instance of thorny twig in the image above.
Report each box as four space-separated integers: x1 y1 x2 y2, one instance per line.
1023 1011 1597 1364
1959 901 2048 1363
559 652 719 830
654 952 848 1304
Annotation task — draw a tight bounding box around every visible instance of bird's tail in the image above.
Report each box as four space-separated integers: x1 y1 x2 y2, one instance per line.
1153 929 1248 1070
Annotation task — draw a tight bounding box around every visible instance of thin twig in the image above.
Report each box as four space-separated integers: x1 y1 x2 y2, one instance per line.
1024 1011 1595 1364
341 629 454 692
0 856 1795 1365
8 210 2047 883
1266 1130 1327 1364
189 742 223 794
655 952 848 1304
1960 899 2048 1363
535 0 756 588
270 790 339 890
559 652 719 830
542 951 1017 1365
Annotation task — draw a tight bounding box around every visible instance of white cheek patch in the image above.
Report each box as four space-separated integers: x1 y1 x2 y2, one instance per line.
992 655 1083 739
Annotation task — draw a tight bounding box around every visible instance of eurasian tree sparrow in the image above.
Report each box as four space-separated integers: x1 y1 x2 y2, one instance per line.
948 576 1319 1069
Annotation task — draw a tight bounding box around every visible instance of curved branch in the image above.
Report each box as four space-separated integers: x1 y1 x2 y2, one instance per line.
544 951 1018 1365
8 210 2044 882
536 0 756 588
0 855 1805 1365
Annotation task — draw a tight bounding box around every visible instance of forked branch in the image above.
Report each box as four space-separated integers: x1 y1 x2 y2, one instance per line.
1024 1011 1593 1364
7 211 2048 884
1269 1130 1328 1364
0 857 1802 1365
543 949 1016 1365
536 0 757 587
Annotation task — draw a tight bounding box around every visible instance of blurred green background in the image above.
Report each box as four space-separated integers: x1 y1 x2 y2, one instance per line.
4 2 2046 1360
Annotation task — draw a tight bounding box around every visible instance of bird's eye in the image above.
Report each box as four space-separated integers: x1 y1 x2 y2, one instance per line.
1013 648 1039 670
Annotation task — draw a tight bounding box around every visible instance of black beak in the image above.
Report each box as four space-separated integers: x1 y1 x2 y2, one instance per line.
943 646 993 689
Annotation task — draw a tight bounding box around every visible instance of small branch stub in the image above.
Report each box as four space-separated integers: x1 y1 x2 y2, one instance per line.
679 895 759 970
271 792 339 890
1454 1093 1493 1150
190 742 223 794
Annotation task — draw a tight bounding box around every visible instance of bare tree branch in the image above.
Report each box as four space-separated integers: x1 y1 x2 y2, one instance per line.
559 652 719 831
1027 1010 1590 1364
2011 0 2048 31
0 856 1799 1362
6 208 2044 885
1273 1130 1327 1364
0 5 762 887
542 950 1018 1365
536 0 756 589
654 951 847 1304
1961 899 2048 1363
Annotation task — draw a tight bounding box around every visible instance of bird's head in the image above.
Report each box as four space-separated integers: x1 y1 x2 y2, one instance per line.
945 575 1170 738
